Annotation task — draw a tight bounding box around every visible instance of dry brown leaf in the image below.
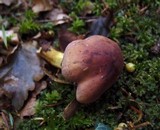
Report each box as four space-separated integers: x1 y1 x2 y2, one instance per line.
0 30 19 67
0 88 11 110
33 31 54 41
42 67 70 84
0 116 5 129
0 30 19 44
0 45 18 68
32 0 53 13
0 58 3 67
58 29 83 51
0 41 44 110
20 81 47 117
0 0 14 6
45 8 71 25
0 0 24 6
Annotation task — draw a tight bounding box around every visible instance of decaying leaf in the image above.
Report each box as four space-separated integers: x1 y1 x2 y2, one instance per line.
0 41 44 110
32 0 53 13
0 30 19 45
33 31 54 41
20 81 47 117
45 8 71 25
58 29 83 51
1 111 11 130
0 115 5 129
0 58 3 66
0 88 11 110
42 67 70 84
86 16 112 37
0 45 18 67
0 0 14 6
38 46 63 68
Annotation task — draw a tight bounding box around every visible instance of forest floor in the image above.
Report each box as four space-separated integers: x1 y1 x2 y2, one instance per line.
0 0 160 130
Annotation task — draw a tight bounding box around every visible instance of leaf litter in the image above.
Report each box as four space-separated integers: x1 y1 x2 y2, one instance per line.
0 0 159 129
0 41 44 110
20 81 47 117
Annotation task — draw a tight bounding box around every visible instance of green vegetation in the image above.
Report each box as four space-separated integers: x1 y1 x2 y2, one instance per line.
19 10 40 35
69 17 86 34
1 25 8 49
10 0 160 129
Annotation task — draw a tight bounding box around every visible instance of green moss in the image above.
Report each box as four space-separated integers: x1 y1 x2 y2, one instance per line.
109 1 160 129
19 10 40 35
18 1 160 130
68 17 86 34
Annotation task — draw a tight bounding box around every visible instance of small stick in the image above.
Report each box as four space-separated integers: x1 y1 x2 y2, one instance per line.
134 122 151 129
1 111 10 129
63 98 80 120
130 106 143 123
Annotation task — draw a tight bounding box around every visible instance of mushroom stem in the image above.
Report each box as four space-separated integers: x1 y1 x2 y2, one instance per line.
39 46 64 68
63 98 80 120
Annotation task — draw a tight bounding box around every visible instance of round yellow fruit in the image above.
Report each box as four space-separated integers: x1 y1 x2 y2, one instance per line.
125 63 136 72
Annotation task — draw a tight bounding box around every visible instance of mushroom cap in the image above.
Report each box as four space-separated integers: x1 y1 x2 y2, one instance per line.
62 35 124 104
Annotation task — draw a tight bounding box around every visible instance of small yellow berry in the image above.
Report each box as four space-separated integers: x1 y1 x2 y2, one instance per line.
118 123 128 128
125 63 136 72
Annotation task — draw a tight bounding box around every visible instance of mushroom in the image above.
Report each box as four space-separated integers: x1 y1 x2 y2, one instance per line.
39 35 124 119
62 35 124 104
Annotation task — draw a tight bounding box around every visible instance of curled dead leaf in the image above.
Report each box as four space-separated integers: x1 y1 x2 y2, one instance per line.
0 88 11 110
32 0 53 13
0 0 14 6
20 81 47 117
45 8 71 25
0 41 44 110
58 29 83 51
38 46 63 68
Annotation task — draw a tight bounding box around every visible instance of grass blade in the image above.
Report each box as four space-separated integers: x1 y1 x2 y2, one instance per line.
1 25 8 49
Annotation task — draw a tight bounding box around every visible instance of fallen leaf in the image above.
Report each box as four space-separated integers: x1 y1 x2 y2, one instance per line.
0 30 19 44
0 0 14 6
42 67 70 84
86 11 113 37
33 31 54 41
0 45 18 67
38 46 63 68
0 58 3 67
33 31 55 53
58 29 83 51
45 8 71 25
0 88 11 110
38 39 52 52
0 41 44 110
1 111 9 130
86 17 110 37
20 81 47 117
49 0 58 7
32 0 53 13
0 115 4 129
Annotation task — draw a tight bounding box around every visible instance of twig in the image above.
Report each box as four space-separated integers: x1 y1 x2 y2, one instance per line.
44 101 64 107
1 111 10 129
134 122 151 129
130 106 143 123
63 98 80 120
42 67 71 84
